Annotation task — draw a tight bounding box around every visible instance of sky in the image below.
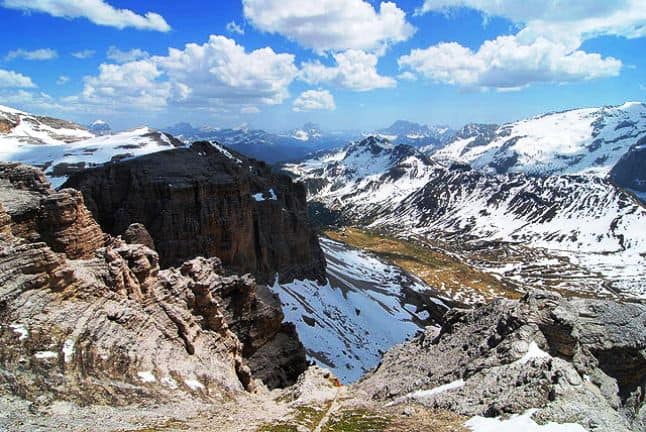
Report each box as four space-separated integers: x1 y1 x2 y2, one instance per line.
0 0 644 132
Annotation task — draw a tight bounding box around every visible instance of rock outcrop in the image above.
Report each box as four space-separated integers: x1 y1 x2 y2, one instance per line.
0 163 106 258
0 163 308 405
358 291 646 431
64 141 326 284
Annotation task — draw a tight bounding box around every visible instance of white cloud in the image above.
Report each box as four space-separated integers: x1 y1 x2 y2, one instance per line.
293 89 336 112
2 0 171 32
243 0 415 52
241 106 260 114
398 36 621 91
226 21 244 35
5 48 57 61
300 50 396 91
107 46 150 63
74 35 298 111
71 49 96 59
0 69 36 88
417 0 646 50
397 71 417 81
56 75 69 85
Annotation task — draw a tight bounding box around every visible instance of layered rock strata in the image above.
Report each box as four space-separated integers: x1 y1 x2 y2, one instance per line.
0 163 307 405
359 291 646 432
64 141 326 284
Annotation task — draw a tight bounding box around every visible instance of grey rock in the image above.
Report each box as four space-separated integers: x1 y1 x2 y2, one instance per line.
358 290 646 431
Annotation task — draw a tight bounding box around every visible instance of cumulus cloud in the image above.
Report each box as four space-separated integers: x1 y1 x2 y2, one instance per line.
5 48 57 61
56 75 69 85
71 49 96 59
74 35 298 111
416 0 646 40
243 0 415 52
300 50 396 91
107 46 150 63
226 21 244 35
399 36 621 91
293 89 336 112
0 69 36 88
2 0 171 32
402 0 639 90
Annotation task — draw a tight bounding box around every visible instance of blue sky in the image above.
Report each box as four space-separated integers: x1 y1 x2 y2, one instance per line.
0 0 644 131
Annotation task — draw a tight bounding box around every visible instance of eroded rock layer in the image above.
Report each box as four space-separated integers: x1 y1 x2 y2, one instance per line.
359 291 646 432
64 141 325 284
0 163 307 404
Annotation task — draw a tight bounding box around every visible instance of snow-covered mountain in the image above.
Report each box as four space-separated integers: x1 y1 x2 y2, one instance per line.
291 122 323 141
284 134 646 299
284 136 439 217
274 237 448 383
163 122 354 163
0 104 94 144
433 102 646 177
88 119 112 136
374 120 454 149
0 105 183 187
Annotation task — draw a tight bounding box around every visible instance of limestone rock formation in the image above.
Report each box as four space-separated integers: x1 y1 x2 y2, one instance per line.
358 291 646 431
64 141 326 284
122 222 156 250
0 163 106 258
0 163 308 405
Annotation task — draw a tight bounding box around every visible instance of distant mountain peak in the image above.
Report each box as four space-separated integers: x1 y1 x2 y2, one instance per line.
88 119 111 136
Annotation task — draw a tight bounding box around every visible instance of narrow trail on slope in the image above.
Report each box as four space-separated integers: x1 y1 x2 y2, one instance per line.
312 389 341 432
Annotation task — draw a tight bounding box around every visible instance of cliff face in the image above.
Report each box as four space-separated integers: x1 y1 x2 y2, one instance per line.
63 141 326 284
359 291 646 432
0 163 307 404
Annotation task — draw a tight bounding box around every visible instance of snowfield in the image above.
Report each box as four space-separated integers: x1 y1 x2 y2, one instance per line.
285 125 646 299
0 105 184 187
434 102 646 177
273 237 447 383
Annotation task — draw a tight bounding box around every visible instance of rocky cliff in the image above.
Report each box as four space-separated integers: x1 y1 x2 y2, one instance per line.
63 141 326 284
0 162 307 404
358 291 646 432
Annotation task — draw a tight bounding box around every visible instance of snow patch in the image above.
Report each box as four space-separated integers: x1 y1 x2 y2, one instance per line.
465 409 587 432
387 379 465 406
62 339 75 363
137 370 156 383
515 341 551 365
184 378 204 390
9 323 28 341
34 351 58 360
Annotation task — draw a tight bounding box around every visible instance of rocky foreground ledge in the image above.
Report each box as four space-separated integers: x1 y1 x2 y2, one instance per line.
0 162 307 408
358 291 646 431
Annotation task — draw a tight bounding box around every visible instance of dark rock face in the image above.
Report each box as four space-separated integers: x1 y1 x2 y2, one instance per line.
610 136 646 201
64 141 326 284
359 291 646 431
0 163 309 403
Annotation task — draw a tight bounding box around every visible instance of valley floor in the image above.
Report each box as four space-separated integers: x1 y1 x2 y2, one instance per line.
324 227 523 305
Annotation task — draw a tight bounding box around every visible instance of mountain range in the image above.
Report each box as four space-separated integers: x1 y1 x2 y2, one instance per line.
283 103 646 299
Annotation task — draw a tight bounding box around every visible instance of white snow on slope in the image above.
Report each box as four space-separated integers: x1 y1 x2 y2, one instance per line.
286 129 646 298
0 104 93 146
434 102 646 177
387 379 466 406
272 237 446 383
465 410 587 432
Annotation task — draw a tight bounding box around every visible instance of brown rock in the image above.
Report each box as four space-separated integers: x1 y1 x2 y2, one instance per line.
123 222 156 250
0 163 309 405
63 141 326 284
